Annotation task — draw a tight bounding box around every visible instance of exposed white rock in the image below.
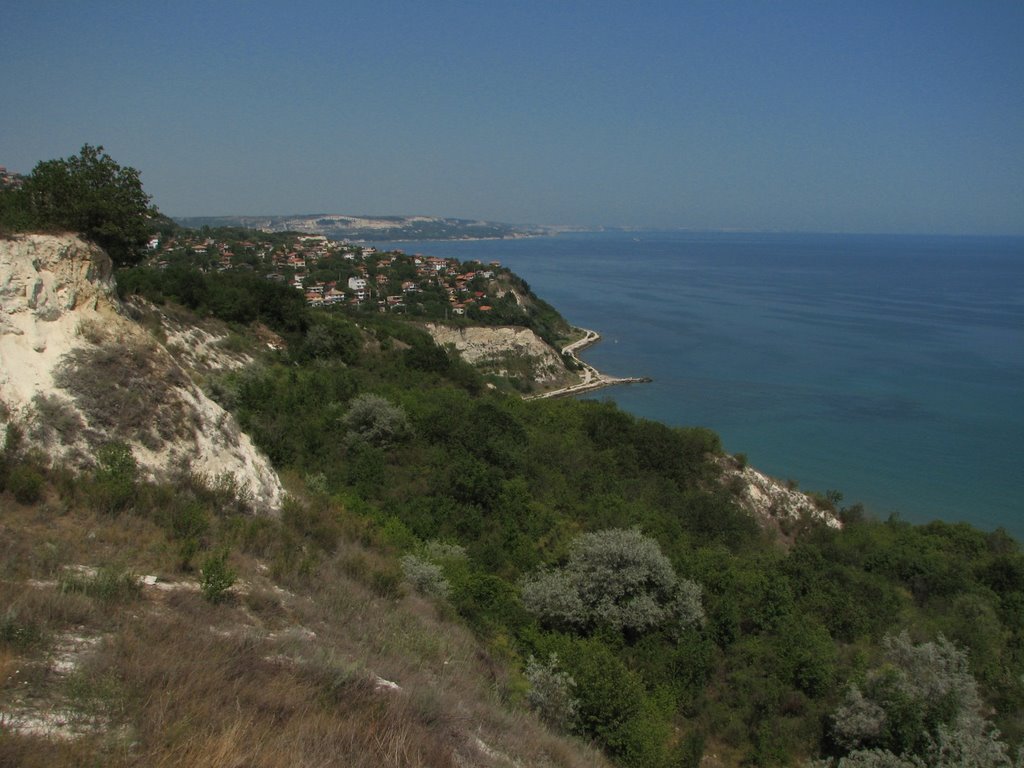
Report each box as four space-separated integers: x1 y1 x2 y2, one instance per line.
721 459 842 530
0 234 283 513
424 323 571 386
373 674 403 693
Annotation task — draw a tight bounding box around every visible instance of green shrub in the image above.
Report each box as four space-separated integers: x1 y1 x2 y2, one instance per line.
400 554 451 600
370 568 403 600
170 500 209 570
199 550 236 603
525 653 579 732
90 441 138 513
7 463 44 504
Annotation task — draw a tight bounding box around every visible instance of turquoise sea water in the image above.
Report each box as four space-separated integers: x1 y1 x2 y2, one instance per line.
379 232 1024 539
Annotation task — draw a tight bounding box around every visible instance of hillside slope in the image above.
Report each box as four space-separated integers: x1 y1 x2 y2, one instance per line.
0 234 613 768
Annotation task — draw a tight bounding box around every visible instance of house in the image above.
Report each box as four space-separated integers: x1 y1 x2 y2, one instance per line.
324 287 346 305
348 276 368 301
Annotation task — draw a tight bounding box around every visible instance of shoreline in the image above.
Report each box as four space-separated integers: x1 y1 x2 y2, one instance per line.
525 327 651 401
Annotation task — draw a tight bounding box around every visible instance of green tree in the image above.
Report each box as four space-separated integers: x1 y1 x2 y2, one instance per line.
91 441 138 513
199 550 236 604
20 144 155 266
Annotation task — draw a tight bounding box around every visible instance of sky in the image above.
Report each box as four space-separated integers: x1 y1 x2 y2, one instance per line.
2 1 1022 235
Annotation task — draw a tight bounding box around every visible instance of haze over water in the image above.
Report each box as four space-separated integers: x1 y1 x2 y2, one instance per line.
386 231 1024 540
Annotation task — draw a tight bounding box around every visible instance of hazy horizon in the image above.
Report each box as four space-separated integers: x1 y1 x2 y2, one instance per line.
3 1 1023 236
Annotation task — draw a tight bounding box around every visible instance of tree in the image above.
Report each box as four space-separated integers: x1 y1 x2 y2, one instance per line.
342 393 411 448
520 528 704 635
825 632 1018 767
19 144 156 266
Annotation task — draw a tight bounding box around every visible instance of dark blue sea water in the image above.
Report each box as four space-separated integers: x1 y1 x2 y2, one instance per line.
380 232 1024 539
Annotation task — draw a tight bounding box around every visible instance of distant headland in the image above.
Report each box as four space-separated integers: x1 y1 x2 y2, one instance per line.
172 213 557 242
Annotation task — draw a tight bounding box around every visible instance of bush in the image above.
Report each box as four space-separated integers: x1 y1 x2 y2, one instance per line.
169 500 210 570
370 567 404 599
829 632 1016 765
31 393 84 444
7 463 44 504
199 551 236 603
342 393 411 448
91 441 138 513
400 554 451 600
520 528 705 635
525 653 579 732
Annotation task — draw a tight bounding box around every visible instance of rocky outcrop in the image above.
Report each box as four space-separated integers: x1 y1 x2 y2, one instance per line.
720 458 842 530
424 323 575 388
0 234 283 513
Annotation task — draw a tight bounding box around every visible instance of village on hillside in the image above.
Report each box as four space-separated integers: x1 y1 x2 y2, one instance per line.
147 229 521 322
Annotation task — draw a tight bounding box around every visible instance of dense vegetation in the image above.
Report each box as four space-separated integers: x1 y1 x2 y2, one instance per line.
106 259 1024 766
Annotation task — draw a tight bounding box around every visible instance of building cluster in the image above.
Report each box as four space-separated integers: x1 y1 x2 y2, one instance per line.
151 229 506 316
302 252 503 316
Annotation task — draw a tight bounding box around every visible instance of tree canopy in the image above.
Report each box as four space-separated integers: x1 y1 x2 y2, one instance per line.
2 144 156 267
520 528 705 635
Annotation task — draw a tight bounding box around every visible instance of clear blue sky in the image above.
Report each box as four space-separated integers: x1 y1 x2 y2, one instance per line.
2 1 1022 234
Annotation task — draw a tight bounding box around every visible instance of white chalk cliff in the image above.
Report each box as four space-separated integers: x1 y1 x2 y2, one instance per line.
0 233 283 512
424 322 573 387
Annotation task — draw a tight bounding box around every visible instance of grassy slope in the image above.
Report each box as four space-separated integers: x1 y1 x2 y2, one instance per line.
0 470 612 767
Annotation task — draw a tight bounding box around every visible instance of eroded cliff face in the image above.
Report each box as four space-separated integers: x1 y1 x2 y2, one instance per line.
0 234 283 513
423 323 575 388
719 457 843 531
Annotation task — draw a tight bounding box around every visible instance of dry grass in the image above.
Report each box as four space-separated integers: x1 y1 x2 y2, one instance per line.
53 338 197 450
0 474 612 768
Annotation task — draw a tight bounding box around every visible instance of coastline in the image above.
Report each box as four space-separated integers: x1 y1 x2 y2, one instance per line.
526 327 651 401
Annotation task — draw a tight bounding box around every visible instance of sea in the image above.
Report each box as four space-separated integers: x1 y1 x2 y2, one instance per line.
377 231 1024 540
